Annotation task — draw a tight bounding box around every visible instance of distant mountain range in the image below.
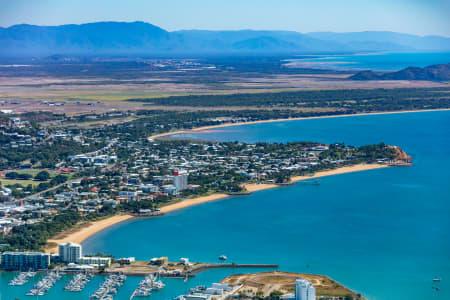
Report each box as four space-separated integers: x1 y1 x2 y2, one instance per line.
1 21 450 56
350 63 450 81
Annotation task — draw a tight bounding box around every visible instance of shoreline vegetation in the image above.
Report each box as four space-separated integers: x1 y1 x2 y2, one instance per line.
45 163 386 254
148 108 450 140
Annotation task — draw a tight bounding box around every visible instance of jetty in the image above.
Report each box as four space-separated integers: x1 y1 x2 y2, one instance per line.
130 273 165 299
8 271 36 286
108 261 278 277
90 273 126 300
64 272 94 292
275 182 296 186
26 270 62 296
131 210 164 217
226 191 253 196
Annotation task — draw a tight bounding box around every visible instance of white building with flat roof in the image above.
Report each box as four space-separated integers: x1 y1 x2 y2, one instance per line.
79 256 111 266
58 242 82 264
295 279 315 300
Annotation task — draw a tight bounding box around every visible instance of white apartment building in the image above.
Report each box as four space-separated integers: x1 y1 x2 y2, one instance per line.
295 279 316 300
58 242 82 263
173 170 188 191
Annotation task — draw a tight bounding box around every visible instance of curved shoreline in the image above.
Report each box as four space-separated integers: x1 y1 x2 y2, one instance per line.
45 214 134 254
44 163 387 253
44 108 441 253
148 108 450 140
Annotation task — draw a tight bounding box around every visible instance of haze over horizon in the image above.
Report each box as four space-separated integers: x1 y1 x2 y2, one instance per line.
1 0 449 37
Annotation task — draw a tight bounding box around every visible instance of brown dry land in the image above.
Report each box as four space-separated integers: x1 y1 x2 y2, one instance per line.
222 271 361 298
1 73 447 115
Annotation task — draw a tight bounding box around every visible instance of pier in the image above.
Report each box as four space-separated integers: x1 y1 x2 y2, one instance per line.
64 272 94 292
90 274 126 300
8 271 36 286
107 262 278 277
226 191 253 196
130 273 165 299
26 270 62 296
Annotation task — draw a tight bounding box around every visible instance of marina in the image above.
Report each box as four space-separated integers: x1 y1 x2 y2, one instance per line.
131 273 165 298
81 111 450 300
90 273 127 300
26 270 62 296
64 272 94 292
8 270 36 286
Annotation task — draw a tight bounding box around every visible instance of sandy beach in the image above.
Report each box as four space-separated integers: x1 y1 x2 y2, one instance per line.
43 107 425 252
45 163 387 252
148 108 450 140
245 164 387 192
160 193 229 214
45 104 431 253
45 214 134 254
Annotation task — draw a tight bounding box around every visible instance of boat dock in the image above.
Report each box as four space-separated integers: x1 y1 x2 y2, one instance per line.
90 274 126 300
130 273 165 299
26 270 62 296
64 272 94 292
8 271 36 286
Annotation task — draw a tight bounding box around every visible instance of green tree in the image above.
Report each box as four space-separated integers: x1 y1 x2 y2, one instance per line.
35 171 50 181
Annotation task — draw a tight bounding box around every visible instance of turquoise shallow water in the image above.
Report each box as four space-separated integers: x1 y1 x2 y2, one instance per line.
289 52 450 71
2 110 449 300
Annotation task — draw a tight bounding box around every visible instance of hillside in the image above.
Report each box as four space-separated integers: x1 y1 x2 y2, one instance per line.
1 21 450 56
350 63 450 81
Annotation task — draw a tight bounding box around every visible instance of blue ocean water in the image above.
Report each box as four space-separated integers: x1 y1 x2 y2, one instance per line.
288 52 450 71
2 110 449 300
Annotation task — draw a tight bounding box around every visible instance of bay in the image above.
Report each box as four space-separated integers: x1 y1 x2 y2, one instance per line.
2 110 449 300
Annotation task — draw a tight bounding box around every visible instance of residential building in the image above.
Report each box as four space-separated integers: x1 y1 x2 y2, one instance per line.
79 256 111 266
162 184 177 195
295 279 316 300
58 242 82 263
174 170 188 191
0 252 50 270
118 191 137 202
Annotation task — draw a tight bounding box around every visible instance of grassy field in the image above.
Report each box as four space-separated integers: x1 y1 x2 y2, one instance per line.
0 169 61 187
0 178 42 187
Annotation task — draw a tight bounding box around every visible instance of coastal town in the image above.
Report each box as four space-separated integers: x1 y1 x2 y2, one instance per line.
1 110 410 299
1 1 449 299
1 112 408 247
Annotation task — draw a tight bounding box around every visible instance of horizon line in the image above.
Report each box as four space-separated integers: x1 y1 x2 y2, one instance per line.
1 20 449 38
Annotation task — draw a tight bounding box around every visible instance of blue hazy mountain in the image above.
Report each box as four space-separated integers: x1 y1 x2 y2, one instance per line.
1 21 449 56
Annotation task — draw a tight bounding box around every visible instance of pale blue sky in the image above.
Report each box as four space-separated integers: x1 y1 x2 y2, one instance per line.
1 0 449 36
